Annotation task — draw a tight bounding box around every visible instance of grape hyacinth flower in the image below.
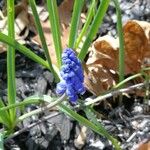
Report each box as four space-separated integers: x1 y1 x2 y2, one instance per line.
56 48 85 103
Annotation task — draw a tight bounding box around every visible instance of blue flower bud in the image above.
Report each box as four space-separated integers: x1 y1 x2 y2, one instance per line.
56 48 85 103
56 80 66 95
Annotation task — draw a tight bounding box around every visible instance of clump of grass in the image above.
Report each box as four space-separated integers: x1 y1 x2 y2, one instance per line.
0 0 137 149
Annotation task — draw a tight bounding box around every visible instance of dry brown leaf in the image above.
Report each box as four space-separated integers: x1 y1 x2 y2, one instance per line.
138 141 150 150
0 0 33 53
85 20 150 95
123 20 150 74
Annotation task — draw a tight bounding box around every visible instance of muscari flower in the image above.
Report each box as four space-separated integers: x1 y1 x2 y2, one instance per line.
56 48 85 103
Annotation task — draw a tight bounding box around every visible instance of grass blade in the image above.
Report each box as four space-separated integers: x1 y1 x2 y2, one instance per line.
84 107 121 150
0 97 42 112
75 0 96 49
78 0 110 61
29 0 59 81
7 0 16 123
0 32 49 69
113 0 125 83
46 0 62 68
17 94 65 122
68 0 84 49
59 104 121 150
0 98 11 128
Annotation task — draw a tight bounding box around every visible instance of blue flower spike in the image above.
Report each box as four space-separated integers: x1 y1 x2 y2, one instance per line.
56 48 85 103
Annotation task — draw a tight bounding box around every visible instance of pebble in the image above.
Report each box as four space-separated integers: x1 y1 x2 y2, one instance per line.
43 70 54 84
36 75 47 94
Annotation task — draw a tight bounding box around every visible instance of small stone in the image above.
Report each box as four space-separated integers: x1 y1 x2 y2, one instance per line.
43 70 54 84
16 78 27 98
36 75 47 94
22 117 31 128
133 105 143 114
45 123 58 141
74 126 87 149
89 139 105 149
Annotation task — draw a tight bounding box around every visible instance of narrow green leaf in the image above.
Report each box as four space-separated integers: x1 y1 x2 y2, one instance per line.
84 107 121 150
59 104 121 150
0 99 11 128
0 32 49 69
78 0 110 61
29 0 59 81
46 0 62 68
114 73 141 89
69 0 84 49
75 0 96 49
0 97 42 112
7 0 16 123
113 0 125 84
17 94 65 122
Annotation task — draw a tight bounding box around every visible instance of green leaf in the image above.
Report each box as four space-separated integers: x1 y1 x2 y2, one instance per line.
68 0 84 49
78 0 110 61
59 104 121 150
0 96 42 113
113 0 125 84
46 0 62 68
0 98 11 128
17 95 65 122
75 0 96 49
7 0 16 124
84 107 121 150
0 32 49 69
29 0 59 81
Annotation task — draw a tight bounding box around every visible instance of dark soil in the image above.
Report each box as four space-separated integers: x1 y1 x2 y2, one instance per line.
0 0 150 150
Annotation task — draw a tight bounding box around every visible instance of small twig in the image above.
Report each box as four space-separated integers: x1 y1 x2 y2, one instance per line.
84 83 145 106
5 112 61 142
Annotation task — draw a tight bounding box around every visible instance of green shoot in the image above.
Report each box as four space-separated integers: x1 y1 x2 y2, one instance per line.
113 0 125 84
7 0 16 126
75 0 96 49
29 0 59 81
46 0 62 68
78 0 110 61
69 0 84 49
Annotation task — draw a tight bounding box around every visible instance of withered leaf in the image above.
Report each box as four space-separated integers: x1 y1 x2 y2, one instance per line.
84 20 150 96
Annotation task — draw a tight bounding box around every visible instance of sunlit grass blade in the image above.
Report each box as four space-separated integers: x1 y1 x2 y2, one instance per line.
29 0 59 81
46 0 62 68
75 0 96 49
0 32 49 69
7 0 16 124
0 97 42 113
68 0 84 49
0 98 11 128
59 104 121 150
17 95 65 122
113 0 125 84
78 0 110 61
84 107 121 150
0 133 4 150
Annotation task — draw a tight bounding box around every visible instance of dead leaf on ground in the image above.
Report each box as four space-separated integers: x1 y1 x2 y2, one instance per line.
84 20 150 95
0 0 34 53
137 140 150 150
